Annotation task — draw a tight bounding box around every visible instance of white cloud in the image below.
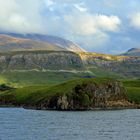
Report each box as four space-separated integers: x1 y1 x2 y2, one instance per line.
130 12 140 29
64 13 97 36
0 0 45 33
95 15 121 32
64 11 121 36
45 0 55 6
74 3 87 12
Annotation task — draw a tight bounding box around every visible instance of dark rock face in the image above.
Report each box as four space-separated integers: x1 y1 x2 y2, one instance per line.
36 81 131 110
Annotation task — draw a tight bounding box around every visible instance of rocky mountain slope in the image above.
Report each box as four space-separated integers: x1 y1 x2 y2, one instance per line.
122 48 140 57
0 33 85 52
0 34 66 52
0 51 84 72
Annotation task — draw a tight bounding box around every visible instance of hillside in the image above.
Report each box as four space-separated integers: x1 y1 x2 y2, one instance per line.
0 78 134 110
0 33 85 52
122 48 140 57
0 34 67 52
79 52 140 78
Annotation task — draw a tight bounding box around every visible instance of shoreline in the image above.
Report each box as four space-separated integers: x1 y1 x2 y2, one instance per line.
0 104 140 111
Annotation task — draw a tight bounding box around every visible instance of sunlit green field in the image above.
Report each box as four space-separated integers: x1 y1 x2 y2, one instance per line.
122 80 140 104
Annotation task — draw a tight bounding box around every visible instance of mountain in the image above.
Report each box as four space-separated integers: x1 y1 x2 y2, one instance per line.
0 34 66 52
122 48 140 57
0 33 85 52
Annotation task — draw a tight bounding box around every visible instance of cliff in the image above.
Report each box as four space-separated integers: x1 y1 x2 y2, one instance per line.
0 51 84 71
38 79 131 110
0 51 139 78
79 52 140 78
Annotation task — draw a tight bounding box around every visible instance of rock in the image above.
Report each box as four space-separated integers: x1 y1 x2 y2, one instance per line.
57 95 69 110
37 80 130 110
0 51 84 71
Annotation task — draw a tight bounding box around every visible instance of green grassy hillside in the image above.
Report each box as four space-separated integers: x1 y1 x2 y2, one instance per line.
0 78 121 106
0 71 140 106
0 71 94 87
122 79 140 104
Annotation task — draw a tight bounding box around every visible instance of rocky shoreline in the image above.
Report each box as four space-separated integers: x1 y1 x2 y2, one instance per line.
0 78 139 111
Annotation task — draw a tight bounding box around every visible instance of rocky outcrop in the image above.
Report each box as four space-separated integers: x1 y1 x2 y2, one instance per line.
34 81 133 110
0 79 137 110
0 51 84 71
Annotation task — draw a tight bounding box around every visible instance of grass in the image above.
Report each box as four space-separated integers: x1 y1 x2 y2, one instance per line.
0 71 93 87
0 78 115 105
122 79 140 104
88 67 122 78
0 72 140 106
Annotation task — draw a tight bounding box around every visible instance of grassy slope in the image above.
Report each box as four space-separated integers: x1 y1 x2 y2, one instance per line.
88 67 123 78
122 79 140 104
0 78 115 105
0 71 94 87
0 70 139 105
0 68 122 88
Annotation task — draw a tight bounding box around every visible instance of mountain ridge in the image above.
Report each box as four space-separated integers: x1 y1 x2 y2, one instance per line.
122 48 140 57
0 33 86 52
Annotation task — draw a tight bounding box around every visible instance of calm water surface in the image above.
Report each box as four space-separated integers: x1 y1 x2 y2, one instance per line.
0 108 140 140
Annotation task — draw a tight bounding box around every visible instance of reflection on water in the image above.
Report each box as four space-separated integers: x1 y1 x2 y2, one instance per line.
0 108 140 140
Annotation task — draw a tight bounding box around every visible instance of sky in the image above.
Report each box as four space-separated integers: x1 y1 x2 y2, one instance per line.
0 0 140 54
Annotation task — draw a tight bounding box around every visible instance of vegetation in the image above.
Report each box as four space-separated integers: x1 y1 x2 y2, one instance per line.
122 79 140 104
0 75 140 108
0 78 116 106
0 71 93 87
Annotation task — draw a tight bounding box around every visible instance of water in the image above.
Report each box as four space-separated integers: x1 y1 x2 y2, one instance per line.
0 108 140 140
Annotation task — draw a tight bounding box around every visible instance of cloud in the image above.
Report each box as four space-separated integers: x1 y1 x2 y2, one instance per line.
74 2 87 12
64 11 121 36
95 15 121 32
130 12 140 29
0 0 46 33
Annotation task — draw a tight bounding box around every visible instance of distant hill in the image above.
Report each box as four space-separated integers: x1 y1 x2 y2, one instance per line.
0 34 66 52
0 33 85 52
122 48 140 57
